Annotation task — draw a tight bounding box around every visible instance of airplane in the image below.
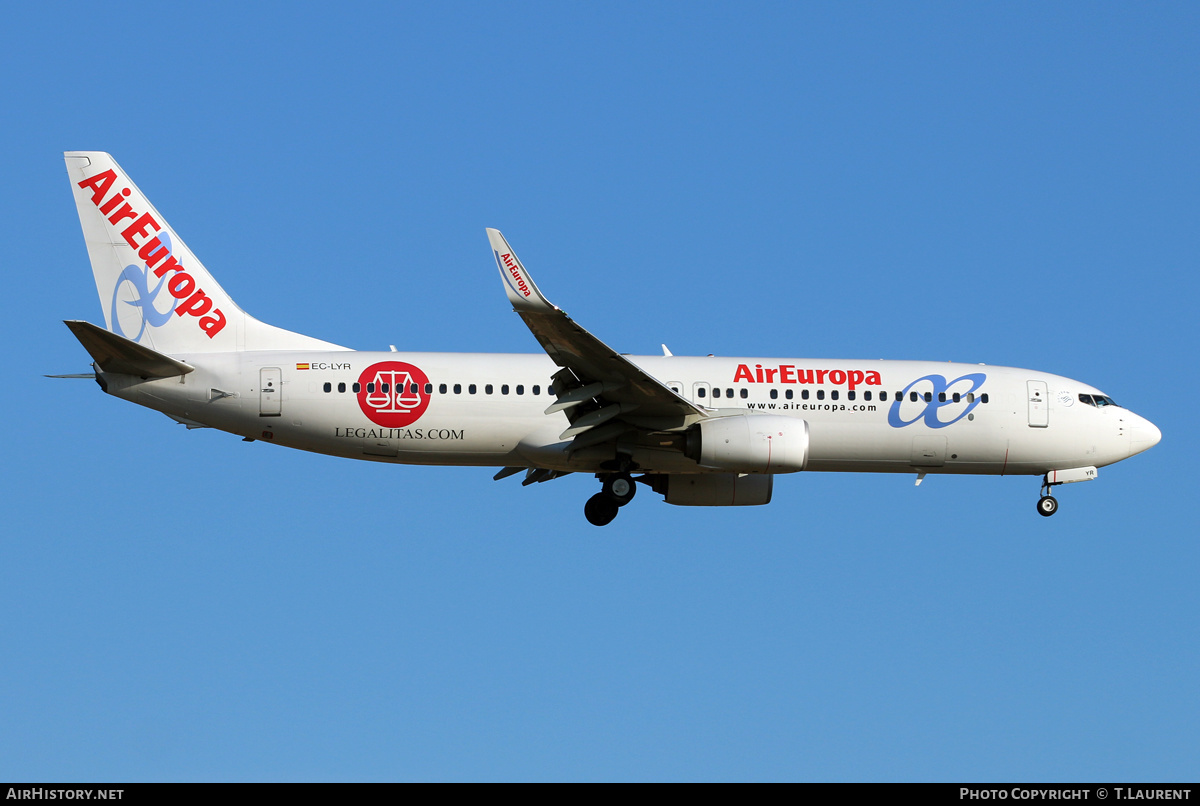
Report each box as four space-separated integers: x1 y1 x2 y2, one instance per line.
57 151 1161 526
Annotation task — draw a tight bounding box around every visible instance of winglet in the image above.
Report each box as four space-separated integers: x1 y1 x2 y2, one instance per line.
487 228 557 312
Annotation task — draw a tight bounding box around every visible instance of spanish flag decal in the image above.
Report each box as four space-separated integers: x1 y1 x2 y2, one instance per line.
296 363 310 370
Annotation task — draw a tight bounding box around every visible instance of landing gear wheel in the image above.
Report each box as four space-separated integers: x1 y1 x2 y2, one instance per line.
1037 495 1059 517
584 493 620 526
603 473 636 506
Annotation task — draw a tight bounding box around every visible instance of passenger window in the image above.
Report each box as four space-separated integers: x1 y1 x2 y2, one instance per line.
966 393 974 403
831 390 839 401
923 392 932 402
952 393 960 403
879 391 886 401
864 391 872 401
439 384 447 394
516 385 524 395
785 390 793 400
817 390 825 400
848 391 856 401
367 382 375 394
454 384 462 395
382 383 390 393
423 383 431 394
910 392 919 402
981 393 989 404
740 389 747 399
502 385 509 395
352 383 361 393
801 389 809 400
698 387 707 398
485 384 493 395
770 389 778 400
411 383 419 395
532 385 540 395
938 393 946 402
712 388 721 399
338 382 346 393
323 382 331 393
469 384 477 394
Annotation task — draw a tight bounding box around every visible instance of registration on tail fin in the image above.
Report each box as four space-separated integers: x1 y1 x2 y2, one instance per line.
64 152 345 354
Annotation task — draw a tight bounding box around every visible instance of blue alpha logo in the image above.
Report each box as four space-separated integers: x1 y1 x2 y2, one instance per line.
108 232 178 342
887 373 987 429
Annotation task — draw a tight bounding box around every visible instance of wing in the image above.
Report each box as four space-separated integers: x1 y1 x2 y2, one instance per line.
487 228 707 451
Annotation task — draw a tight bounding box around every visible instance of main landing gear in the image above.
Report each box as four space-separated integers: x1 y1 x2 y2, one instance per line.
1037 480 1059 517
584 472 637 526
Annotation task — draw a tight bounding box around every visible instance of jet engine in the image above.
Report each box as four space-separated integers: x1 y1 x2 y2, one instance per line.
683 415 809 474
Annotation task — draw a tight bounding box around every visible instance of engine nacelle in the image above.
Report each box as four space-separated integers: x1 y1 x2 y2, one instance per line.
655 473 774 507
684 415 809 473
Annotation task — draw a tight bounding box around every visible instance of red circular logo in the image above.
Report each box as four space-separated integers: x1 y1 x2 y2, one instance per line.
356 361 431 427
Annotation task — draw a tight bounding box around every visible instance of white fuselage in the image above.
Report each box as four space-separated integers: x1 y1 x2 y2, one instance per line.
101 351 1159 478
62 152 1162 520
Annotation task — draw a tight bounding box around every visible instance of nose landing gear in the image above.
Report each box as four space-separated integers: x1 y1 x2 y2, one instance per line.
1034 466 1099 517
584 472 637 526
1037 479 1059 517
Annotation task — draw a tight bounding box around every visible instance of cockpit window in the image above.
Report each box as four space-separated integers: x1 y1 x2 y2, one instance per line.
1078 393 1094 406
1079 393 1119 408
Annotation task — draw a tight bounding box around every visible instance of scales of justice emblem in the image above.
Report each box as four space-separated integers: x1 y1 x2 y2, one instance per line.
356 361 431 427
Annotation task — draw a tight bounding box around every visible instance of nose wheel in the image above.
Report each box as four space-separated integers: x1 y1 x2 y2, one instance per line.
584 473 637 526
1036 480 1059 517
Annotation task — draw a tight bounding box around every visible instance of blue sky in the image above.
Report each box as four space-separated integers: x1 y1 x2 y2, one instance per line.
1 1 1197 781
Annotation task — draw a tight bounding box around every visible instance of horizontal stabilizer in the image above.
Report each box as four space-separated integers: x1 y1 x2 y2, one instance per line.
64 320 193 378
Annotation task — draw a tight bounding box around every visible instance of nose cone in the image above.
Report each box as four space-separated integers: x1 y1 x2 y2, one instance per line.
1129 417 1162 456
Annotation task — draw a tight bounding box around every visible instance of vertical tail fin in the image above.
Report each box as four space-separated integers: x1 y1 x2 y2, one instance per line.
64 152 345 353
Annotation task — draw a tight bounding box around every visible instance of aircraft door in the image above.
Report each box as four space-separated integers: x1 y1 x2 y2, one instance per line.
1027 380 1048 427
259 367 282 416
